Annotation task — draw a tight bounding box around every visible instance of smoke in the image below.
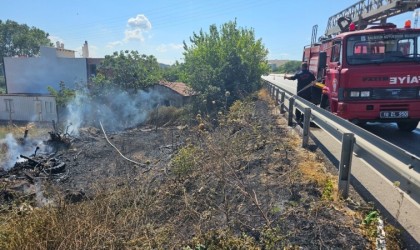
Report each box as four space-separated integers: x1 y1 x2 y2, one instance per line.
1 134 21 170
35 181 55 207
0 133 49 171
0 87 164 170
64 87 164 135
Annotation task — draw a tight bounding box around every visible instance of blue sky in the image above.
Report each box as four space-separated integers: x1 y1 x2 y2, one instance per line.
1 0 418 64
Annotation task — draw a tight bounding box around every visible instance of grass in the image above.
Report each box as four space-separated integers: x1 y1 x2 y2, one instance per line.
0 123 51 140
0 89 404 249
147 106 185 127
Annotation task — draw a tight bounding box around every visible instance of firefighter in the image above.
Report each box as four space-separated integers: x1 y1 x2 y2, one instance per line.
284 62 316 123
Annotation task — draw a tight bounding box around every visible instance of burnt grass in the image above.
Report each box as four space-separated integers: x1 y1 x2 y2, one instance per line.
0 96 380 249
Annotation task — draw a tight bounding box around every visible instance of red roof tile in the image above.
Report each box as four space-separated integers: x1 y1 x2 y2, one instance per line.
158 81 196 96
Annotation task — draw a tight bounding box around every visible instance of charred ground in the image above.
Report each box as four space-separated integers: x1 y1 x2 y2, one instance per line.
0 91 403 249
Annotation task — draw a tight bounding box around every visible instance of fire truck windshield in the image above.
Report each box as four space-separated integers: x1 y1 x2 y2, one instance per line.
346 32 420 65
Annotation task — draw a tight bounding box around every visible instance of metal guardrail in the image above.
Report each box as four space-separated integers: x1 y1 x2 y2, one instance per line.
263 79 420 197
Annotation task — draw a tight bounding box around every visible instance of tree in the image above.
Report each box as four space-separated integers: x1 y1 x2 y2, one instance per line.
0 20 52 58
162 61 188 82
0 20 52 91
279 60 301 74
47 81 76 108
183 20 269 113
94 50 161 92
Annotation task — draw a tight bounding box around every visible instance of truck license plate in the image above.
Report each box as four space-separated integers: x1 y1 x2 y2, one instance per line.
380 111 409 118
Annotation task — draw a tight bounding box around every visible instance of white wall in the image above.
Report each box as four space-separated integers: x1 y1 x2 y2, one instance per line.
0 94 57 122
4 47 87 94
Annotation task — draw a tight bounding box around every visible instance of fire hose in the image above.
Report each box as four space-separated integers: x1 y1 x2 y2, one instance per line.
99 121 142 166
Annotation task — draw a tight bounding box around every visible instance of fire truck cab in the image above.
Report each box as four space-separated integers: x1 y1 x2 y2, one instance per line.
305 0 420 132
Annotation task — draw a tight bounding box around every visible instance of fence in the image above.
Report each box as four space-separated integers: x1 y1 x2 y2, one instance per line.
263 79 420 198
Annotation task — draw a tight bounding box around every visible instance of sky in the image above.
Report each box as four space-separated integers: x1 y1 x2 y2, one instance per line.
1 0 419 65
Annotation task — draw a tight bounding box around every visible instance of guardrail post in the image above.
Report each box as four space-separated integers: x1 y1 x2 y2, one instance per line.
338 133 355 198
302 108 311 148
275 88 279 106
288 98 295 126
280 91 285 114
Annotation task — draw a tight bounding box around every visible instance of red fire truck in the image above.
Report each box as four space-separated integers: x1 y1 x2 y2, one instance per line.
306 0 420 132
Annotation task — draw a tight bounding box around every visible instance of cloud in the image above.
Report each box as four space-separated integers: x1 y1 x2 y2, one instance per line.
156 43 183 53
124 14 152 42
124 29 145 42
106 41 123 48
106 14 152 48
127 14 152 30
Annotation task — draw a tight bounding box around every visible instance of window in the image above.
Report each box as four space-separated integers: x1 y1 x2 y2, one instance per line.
353 42 385 55
346 32 420 65
398 39 414 55
331 41 342 62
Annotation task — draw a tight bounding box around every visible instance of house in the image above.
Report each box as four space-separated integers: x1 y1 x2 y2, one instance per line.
1 41 102 123
3 41 102 94
152 81 196 107
0 94 57 123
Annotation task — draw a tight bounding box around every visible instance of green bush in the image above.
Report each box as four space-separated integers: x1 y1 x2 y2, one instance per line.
171 145 200 177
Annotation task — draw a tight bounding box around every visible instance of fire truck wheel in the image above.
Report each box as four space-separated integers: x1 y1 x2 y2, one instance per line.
397 121 419 132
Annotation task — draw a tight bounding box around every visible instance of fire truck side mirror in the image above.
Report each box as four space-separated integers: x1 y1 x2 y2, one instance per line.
319 52 327 69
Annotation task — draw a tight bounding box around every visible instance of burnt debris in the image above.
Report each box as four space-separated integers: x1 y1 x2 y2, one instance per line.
2 126 71 183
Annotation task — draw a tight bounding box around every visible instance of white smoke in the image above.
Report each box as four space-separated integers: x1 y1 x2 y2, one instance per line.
1 134 22 170
35 182 55 207
63 87 164 135
0 133 48 171
0 87 165 170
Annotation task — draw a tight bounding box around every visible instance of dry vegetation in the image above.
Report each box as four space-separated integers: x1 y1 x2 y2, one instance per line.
0 89 404 249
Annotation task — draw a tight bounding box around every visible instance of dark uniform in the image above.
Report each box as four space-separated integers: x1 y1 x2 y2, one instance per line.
288 69 315 122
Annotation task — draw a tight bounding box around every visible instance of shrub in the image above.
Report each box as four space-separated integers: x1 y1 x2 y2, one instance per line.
171 145 200 177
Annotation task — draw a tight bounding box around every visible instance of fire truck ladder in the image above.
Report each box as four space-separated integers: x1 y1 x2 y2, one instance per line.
324 0 420 37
